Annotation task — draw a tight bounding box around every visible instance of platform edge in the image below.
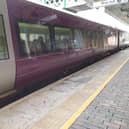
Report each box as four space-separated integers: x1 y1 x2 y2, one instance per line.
60 56 129 129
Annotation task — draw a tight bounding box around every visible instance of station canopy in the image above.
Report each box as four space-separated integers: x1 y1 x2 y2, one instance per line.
105 1 129 25
65 0 129 25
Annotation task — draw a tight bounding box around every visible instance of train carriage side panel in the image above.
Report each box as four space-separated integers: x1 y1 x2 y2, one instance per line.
6 0 122 89
7 0 69 88
0 0 16 95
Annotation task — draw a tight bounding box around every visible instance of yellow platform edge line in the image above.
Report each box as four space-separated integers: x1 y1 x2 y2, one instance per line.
60 56 129 129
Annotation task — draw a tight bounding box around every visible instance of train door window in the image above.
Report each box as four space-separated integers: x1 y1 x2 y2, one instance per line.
54 27 73 51
18 22 51 57
0 15 9 60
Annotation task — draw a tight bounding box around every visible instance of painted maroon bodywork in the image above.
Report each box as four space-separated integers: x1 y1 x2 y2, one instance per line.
6 0 118 88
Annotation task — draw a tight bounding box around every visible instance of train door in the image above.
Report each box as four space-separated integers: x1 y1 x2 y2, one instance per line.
0 1 16 95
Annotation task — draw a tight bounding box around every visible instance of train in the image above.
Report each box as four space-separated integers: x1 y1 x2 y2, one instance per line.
0 0 128 99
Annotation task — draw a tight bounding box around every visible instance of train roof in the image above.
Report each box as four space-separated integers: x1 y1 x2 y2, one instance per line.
7 0 122 32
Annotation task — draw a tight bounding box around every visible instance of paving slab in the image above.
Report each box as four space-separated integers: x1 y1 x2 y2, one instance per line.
70 49 129 129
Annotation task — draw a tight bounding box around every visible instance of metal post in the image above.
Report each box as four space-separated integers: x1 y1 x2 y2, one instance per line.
118 31 120 48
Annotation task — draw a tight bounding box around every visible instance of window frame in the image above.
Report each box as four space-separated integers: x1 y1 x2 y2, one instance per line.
0 14 9 60
54 26 75 51
17 21 53 58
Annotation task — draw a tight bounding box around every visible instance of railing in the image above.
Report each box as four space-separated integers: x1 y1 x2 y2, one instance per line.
34 0 84 8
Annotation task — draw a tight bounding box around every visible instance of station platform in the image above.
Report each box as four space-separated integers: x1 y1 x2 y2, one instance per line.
0 48 129 129
70 51 129 129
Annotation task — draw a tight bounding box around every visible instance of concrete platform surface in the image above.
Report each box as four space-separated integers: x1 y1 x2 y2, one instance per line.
0 49 129 129
70 51 129 129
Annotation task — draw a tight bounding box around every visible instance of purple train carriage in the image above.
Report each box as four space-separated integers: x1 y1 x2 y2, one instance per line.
0 0 127 99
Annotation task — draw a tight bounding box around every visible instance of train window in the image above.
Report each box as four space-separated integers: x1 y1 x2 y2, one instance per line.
18 22 51 57
54 27 73 51
0 15 9 60
96 32 103 49
82 31 92 48
108 32 117 47
92 32 104 51
103 29 117 49
73 29 84 49
91 32 96 48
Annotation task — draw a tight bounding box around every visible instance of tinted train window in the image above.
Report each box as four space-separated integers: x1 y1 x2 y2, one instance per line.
104 29 117 49
18 22 51 57
55 27 73 51
73 29 84 49
82 31 92 48
0 15 9 60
